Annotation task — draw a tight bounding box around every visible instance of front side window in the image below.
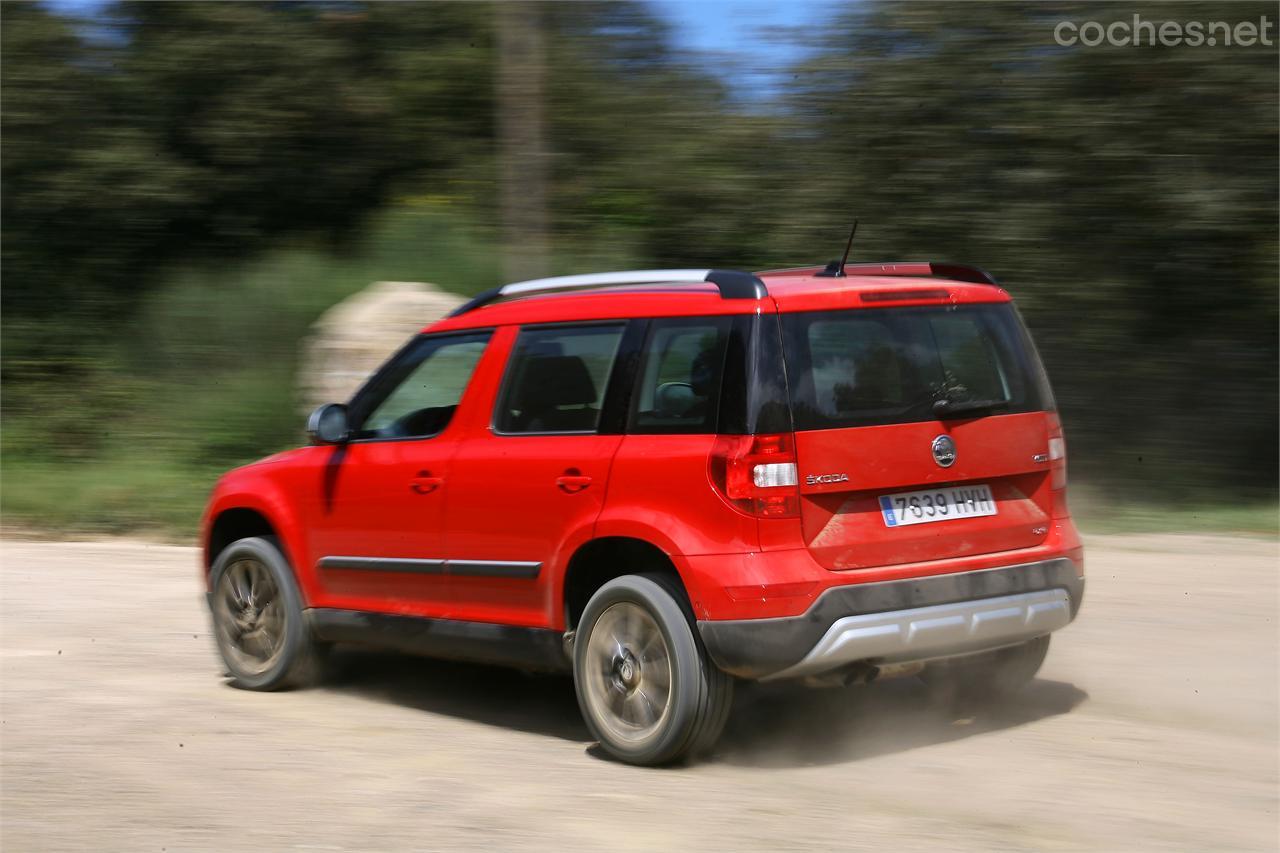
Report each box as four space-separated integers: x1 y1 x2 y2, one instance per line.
352 332 491 440
495 324 625 434
630 317 731 434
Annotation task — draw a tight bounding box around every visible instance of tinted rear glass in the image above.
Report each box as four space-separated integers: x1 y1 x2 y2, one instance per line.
629 317 731 434
496 324 625 434
781 304 1054 431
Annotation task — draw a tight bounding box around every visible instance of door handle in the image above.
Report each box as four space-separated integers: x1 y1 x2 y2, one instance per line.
556 470 593 493
410 470 444 495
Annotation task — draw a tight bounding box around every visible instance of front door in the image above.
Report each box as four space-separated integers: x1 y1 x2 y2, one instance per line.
444 322 629 626
305 330 493 617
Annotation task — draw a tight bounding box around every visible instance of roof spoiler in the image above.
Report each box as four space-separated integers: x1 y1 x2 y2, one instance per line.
448 268 768 317
817 262 999 286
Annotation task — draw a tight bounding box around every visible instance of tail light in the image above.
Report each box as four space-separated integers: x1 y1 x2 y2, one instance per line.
709 433 800 518
1047 414 1069 517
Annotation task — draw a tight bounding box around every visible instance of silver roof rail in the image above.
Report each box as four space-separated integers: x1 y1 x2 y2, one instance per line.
448 268 767 317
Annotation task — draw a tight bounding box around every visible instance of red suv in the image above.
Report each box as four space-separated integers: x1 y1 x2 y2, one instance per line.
201 262 1084 765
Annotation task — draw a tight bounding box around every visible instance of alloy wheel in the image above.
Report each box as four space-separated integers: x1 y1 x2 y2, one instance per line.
582 601 674 746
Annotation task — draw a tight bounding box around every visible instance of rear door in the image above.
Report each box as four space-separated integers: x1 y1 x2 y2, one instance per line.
781 302 1058 570
442 322 629 626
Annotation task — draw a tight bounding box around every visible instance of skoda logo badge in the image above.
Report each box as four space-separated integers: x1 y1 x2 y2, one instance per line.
932 435 957 468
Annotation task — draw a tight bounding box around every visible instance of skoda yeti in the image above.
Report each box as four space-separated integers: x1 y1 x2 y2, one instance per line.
201 262 1084 765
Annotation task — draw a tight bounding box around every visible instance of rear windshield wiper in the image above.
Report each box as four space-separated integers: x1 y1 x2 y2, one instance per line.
933 398 1011 418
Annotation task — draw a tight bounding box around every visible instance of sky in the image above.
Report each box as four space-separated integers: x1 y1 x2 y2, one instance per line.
649 0 845 94
43 0 847 97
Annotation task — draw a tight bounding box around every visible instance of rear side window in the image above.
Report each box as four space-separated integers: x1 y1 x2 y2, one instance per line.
630 317 731 434
496 324 625 434
352 332 492 440
781 304 1054 430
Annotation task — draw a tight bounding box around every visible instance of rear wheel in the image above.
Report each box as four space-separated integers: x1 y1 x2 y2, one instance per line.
209 536 323 691
574 574 732 766
922 634 1050 705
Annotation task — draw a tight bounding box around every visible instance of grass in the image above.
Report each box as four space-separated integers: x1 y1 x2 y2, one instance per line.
2 459 218 538
1072 499 1278 537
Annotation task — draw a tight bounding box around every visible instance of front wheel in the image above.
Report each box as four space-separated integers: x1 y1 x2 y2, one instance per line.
209 536 323 691
573 574 732 766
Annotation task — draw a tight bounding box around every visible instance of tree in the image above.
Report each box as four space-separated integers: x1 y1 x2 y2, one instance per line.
776 1 1278 495
496 2 550 281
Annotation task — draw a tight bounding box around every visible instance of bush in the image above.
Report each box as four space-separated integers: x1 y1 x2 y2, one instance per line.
1 206 504 532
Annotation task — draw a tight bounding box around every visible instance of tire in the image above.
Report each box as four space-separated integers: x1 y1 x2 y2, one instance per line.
573 573 733 766
922 634 1051 706
208 536 323 691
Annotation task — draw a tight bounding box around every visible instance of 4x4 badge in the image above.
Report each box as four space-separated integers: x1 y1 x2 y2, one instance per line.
805 473 849 486
932 435 957 467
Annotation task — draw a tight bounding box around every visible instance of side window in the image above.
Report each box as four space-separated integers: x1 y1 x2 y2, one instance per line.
353 332 491 440
631 317 731 434
496 324 625 434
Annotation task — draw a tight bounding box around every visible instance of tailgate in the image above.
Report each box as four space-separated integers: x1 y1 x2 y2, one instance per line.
778 300 1060 570
794 413 1052 569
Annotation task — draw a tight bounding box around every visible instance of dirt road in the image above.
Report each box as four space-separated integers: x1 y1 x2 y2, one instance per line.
1 535 1276 851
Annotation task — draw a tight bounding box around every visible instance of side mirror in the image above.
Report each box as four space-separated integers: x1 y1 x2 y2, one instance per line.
307 403 350 445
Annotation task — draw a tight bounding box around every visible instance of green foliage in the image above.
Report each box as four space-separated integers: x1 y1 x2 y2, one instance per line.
1071 491 1279 537
1 1 1276 534
773 1 1279 497
2 458 212 535
1 2 496 336
0 206 508 530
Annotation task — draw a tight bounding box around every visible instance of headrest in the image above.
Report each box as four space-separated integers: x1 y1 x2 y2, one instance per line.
689 346 718 396
654 382 698 418
513 355 598 411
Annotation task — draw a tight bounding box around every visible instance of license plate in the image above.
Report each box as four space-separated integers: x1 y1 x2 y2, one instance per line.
879 484 997 527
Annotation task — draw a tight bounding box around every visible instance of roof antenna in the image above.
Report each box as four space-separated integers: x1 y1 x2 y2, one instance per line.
816 221 858 278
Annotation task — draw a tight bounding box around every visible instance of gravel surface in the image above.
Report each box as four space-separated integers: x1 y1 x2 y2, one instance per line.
2 535 1276 851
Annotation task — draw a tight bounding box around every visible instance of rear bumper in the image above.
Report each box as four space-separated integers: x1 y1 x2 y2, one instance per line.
697 557 1083 680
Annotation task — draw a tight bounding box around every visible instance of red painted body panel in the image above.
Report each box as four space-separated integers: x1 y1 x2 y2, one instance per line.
201 266 1081 647
446 431 623 626
792 412 1053 570
302 439 452 613
598 435 761 556
681 517 1083 621
202 456 313 597
427 289 761 335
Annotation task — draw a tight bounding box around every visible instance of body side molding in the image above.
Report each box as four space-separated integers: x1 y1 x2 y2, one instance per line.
308 609 568 672
318 556 445 573
318 556 541 579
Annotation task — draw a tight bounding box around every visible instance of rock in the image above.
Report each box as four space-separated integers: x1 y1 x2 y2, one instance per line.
300 281 466 410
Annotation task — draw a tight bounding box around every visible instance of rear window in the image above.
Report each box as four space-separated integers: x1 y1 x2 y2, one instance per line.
629 317 731 434
781 304 1054 431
